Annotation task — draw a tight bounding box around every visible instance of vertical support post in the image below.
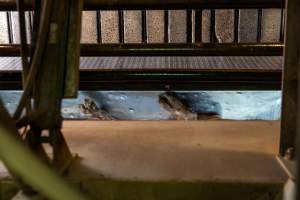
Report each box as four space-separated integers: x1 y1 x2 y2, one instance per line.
164 10 169 43
257 9 262 42
6 12 13 43
141 10 147 43
30 0 41 60
287 0 300 198
64 0 83 98
210 9 216 43
279 9 285 43
33 0 70 129
96 11 102 43
194 9 202 43
186 9 193 43
118 10 124 43
233 9 239 43
280 0 300 158
29 11 33 34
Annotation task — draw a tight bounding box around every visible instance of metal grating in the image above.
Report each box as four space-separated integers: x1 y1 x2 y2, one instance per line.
0 56 283 71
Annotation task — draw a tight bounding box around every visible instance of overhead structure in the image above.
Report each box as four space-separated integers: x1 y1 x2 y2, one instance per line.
0 0 285 91
0 0 300 198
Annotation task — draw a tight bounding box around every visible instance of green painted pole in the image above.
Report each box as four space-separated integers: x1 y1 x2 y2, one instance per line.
0 119 87 200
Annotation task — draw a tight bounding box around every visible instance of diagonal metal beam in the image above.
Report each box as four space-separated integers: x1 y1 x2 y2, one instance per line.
0 102 86 200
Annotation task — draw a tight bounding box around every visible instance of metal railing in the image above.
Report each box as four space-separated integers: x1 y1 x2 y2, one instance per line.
0 0 285 56
0 0 285 91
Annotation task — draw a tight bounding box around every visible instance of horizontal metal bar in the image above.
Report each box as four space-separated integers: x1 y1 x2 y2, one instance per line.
0 0 285 11
0 43 284 56
82 43 284 56
0 70 281 91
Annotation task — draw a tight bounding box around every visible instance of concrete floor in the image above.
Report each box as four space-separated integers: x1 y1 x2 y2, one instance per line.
0 120 288 199
0 120 287 183
60 120 287 183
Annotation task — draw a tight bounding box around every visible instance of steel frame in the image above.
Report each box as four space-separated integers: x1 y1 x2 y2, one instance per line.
0 70 282 91
1 0 300 198
279 0 300 186
0 0 285 11
0 43 284 57
0 1 284 91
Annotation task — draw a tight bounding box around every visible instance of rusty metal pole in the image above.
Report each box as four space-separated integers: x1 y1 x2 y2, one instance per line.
9 0 82 175
293 0 300 197
30 0 82 171
279 0 300 158
279 0 300 197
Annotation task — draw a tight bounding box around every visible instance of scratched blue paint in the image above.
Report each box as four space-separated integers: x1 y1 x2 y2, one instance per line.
0 91 281 120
